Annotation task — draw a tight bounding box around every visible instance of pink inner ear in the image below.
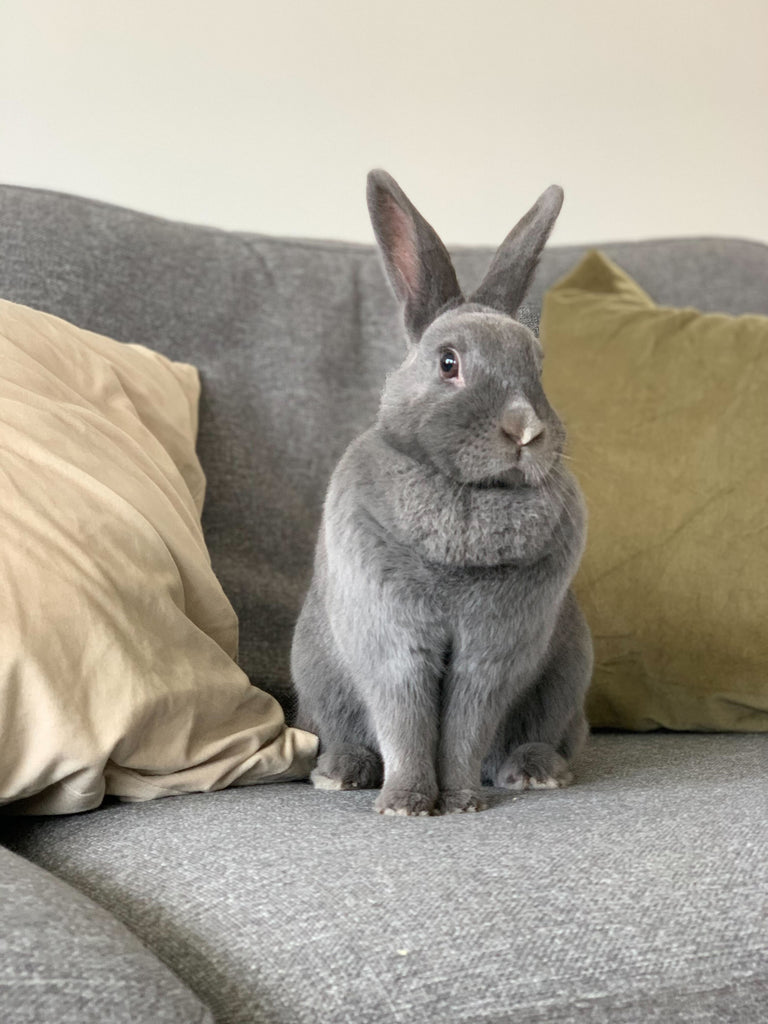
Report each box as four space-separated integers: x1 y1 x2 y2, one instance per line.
383 194 420 300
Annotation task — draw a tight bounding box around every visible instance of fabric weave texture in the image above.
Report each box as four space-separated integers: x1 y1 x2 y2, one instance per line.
4 733 767 1024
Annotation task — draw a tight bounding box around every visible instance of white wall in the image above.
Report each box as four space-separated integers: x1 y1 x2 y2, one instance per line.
2 0 766 246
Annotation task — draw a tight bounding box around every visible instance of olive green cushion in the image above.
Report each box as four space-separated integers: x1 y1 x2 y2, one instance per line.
541 251 768 731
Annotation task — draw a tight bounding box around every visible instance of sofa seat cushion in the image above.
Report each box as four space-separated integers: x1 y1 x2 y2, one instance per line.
4 733 766 1024
0 844 213 1023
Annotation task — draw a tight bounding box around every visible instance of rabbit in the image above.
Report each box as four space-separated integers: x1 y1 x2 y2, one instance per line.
291 170 593 815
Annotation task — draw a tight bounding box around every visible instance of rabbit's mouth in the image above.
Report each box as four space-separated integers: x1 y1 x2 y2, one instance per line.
455 438 560 490
474 466 527 489
476 465 555 490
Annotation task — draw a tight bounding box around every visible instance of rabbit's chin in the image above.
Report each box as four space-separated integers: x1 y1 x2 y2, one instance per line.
459 453 560 491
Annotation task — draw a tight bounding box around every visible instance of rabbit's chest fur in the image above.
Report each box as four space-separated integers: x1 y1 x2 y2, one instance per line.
319 429 584 650
338 429 583 573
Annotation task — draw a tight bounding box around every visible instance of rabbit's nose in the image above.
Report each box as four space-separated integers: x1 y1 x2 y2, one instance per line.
501 403 544 447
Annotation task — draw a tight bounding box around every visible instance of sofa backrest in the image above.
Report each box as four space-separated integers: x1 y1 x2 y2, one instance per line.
2 184 767 714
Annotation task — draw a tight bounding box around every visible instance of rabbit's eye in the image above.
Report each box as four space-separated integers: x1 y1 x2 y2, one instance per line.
439 349 460 380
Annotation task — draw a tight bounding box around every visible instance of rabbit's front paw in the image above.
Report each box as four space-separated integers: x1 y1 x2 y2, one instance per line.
438 789 488 814
374 786 436 817
496 742 573 791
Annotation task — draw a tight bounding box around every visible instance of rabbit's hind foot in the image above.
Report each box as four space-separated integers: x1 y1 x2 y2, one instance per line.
310 744 384 791
495 741 573 792
438 789 488 814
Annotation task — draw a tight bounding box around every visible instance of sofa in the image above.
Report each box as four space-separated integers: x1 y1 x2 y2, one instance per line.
0 182 766 1023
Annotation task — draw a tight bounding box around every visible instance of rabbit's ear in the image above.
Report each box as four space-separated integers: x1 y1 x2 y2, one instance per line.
367 170 463 340
469 185 563 318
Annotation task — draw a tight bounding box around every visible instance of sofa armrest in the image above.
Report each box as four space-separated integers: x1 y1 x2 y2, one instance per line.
0 845 213 1024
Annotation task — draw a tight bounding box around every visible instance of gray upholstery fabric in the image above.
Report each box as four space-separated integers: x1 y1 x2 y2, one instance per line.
4 734 767 1024
0 845 213 1024
2 185 768 1023
2 185 767 715
461 235 768 317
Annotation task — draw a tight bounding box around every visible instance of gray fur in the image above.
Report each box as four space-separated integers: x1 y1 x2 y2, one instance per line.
292 172 592 815
470 184 564 317
366 169 463 340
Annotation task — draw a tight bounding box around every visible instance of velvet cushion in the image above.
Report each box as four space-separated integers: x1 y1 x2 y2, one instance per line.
541 252 768 731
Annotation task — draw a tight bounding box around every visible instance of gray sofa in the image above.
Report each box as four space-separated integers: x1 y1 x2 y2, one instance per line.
1 183 766 1024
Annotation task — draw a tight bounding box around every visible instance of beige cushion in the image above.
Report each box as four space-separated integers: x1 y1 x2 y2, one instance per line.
541 252 768 732
0 300 317 814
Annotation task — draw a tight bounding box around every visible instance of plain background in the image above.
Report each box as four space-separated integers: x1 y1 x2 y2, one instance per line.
1 0 766 246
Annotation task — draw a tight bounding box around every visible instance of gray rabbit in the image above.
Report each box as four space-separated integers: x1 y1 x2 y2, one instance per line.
291 171 592 815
